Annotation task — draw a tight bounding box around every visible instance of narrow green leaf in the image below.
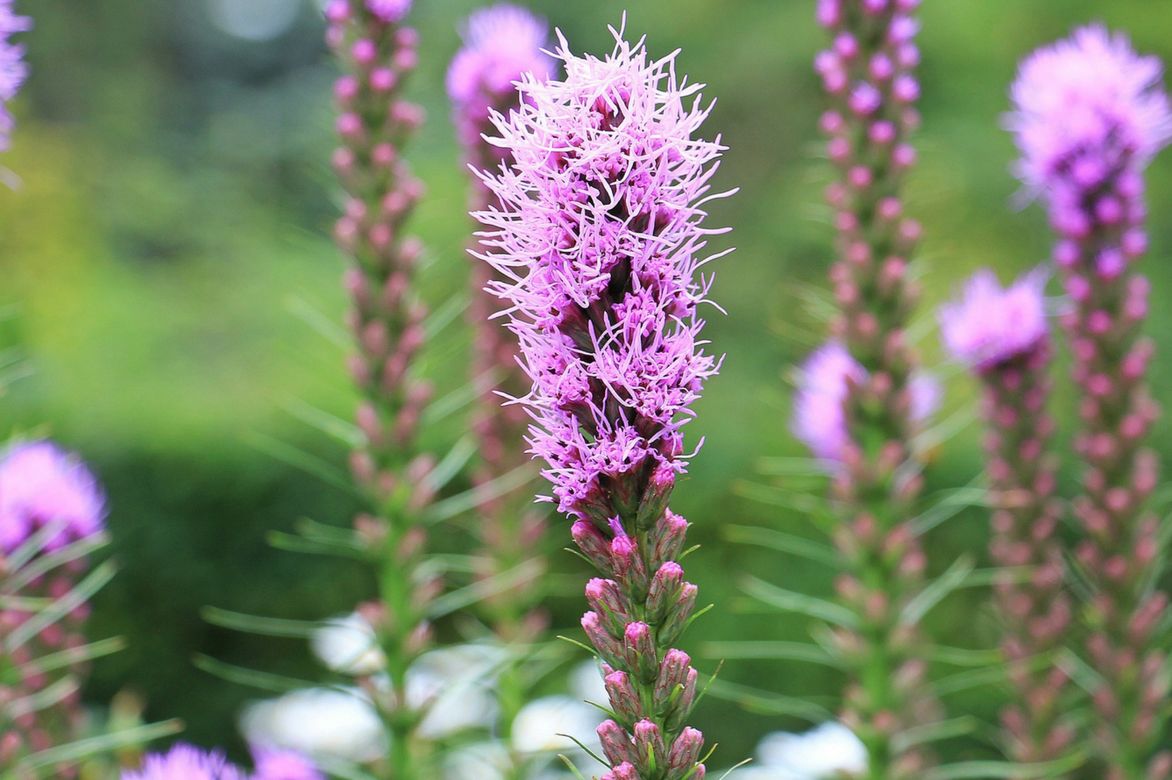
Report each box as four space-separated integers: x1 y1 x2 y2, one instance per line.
424 435 477 493
901 556 975 625
193 654 316 694
201 606 322 639
423 293 469 339
733 480 826 515
930 646 1004 667
6 561 118 652
556 754 591 780
698 640 840 667
268 530 368 560
10 676 76 717
741 575 858 629
282 398 362 447
922 751 1086 780
910 484 988 536
422 373 490 426
428 559 543 619
424 463 536 524
893 716 978 752
6 519 73 573
703 678 830 722
21 636 127 676
286 295 348 348
724 525 838 567
18 720 185 771
4 534 109 592
246 433 356 494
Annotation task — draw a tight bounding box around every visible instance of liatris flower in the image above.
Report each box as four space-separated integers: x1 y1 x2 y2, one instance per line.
121 744 247 780
0 441 106 776
0 441 106 554
939 270 1074 769
472 24 732 780
447 0 554 656
325 1 442 775
812 2 940 776
0 0 29 151
448 4 555 173
1010 26 1172 779
792 341 938 467
250 745 325 780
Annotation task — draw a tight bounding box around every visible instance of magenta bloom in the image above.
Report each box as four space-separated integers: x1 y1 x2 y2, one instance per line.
0 0 30 150
938 269 1048 370
473 29 727 521
793 342 938 466
250 745 324 780
0 441 106 555
122 745 247 780
364 0 410 23
447 4 554 129
1009 25 1172 201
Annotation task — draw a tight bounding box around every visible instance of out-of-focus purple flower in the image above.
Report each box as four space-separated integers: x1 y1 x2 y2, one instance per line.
251 745 325 780
938 269 1049 371
364 0 410 24
793 342 938 466
1009 25 1172 198
121 744 247 780
447 4 554 134
0 0 30 151
0 441 106 555
473 30 727 521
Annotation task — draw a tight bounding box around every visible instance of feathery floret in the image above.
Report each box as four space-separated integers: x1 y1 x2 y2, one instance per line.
121 745 247 780
0 0 30 150
938 269 1048 370
473 27 729 520
793 342 938 466
1009 25 1172 198
0 441 106 555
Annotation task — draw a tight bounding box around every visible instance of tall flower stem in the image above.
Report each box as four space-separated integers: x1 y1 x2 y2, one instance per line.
446 9 556 766
1009 27 1172 780
813 2 937 777
472 27 731 780
326 2 436 777
938 270 1073 771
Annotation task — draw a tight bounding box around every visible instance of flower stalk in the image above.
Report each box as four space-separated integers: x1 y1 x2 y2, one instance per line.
1009 26 1172 780
471 26 732 780
325 1 438 776
939 270 1074 770
447 6 557 770
811 2 938 776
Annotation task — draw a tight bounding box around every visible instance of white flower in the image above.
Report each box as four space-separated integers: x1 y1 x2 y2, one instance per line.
568 660 608 705
311 613 386 676
443 741 510 780
240 687 386 763
755 722 867 778
408 644 503 738
511 695 603 756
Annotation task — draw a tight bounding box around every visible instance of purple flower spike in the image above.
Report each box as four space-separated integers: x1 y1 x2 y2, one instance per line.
364 0 410 24
447 0 555 677
0 441 106 555
121 744 247 780
793 342 937 467
472 23 730 779
1011 25 1171 773
473 28 727 520
448 3 555 165
938 269 1048 371
1009 25 1171 203
0 0 29 151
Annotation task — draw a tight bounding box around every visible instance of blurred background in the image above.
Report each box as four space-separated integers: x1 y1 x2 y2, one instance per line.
3 0 1172 768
